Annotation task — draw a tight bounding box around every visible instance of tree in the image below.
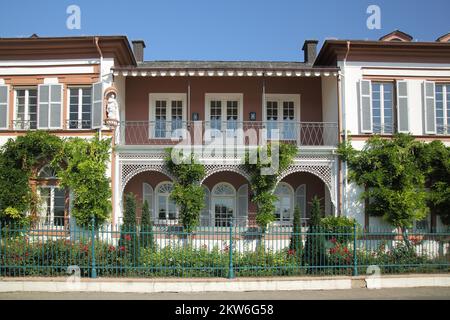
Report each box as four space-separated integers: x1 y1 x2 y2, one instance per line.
415 140 450 227
244 142 298 230
302 196 327 271
289 206 303 259
0 131 63 225
53 135 111 227
119 193 137 256
140 200 155 249
165 150 205 232
338 134 429 245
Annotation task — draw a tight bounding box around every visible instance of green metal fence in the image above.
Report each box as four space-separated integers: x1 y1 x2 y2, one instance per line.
0 220 449 278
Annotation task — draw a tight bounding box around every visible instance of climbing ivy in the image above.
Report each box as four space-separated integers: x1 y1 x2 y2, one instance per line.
0 131 63 225
338 134 432 240
244 142 298 229
53 135 112 227
164 149 205 232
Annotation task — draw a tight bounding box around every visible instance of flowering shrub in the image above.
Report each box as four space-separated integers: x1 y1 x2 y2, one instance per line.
328 242 352 265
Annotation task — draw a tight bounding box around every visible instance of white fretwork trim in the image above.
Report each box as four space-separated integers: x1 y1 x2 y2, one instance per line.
119 152 338 208
201 165 251 183
120 162 175 193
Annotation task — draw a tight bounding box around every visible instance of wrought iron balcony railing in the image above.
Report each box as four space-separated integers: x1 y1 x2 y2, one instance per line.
115 121 338 147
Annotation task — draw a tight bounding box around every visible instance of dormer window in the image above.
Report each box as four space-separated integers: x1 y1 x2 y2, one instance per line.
379 30 413 42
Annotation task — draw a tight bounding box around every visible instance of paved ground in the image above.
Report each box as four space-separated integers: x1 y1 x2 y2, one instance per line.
0 287 449 300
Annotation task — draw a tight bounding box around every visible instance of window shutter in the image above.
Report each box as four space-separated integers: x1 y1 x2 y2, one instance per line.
200 186 210 227
0 85 8 129
91 82 103 129
50 84 62 128
423 81 436 134
39 84 63 129
142 183 154 221
38 84 50 129
295 185 306 220
237 184 248 227
360 80 373 133
396 80 409 133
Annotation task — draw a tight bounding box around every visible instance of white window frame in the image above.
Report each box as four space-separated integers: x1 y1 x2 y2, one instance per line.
155 181 178 225
371 82 394 134
14 87 38 130
205 93 244 139
273 182 295 225
67 86 93 130
38 185 66 228
211 182 236 227
435 83 450 135
263 94 300 141
149 93 187 139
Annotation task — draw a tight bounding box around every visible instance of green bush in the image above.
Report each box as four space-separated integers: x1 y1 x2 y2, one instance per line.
320 216 359 245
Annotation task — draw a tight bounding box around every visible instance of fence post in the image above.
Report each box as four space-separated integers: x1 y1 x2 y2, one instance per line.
91 216 97 278
228 222 234 279
0 221 2 276
353 222 358 276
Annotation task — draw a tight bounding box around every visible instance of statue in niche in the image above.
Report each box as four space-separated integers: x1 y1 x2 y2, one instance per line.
106 93 119 120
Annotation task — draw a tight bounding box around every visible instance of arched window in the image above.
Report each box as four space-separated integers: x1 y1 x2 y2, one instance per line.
155 182 177 223
38 165 57 179
274 182 294 223
212 183 236 227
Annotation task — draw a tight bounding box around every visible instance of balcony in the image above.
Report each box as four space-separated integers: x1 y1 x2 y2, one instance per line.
11 120 94 131
115 121 338 147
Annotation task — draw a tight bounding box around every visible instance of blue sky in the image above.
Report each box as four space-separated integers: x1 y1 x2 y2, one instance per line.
0 0 449 61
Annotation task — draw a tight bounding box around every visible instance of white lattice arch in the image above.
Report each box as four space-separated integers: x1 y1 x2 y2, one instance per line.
121 163 175 193
276 165 336 207
201 165 251 184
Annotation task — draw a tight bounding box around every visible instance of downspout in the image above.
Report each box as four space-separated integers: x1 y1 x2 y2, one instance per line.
342 41 351 216
94 36 103 140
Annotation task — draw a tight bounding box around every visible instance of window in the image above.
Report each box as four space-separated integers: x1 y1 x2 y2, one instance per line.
37 165 66 227
212 183 235 227
149 94 186 139
39 186 66 227
371 82 393 134
264 94 300 140
360 80 409 134
156 182 178 223
295 185 306 222
274 182 294 223
435 84 450 134
205 94 243 139
15 88 38 129
14 84 64 130
68 87 92 129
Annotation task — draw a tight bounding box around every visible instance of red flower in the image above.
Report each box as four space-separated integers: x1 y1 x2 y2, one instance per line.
124 235 132 241
330 247 337 254
288 249 295 256
330 237 337 244
343 247 349 254
119 246 126 252
108 245 115 252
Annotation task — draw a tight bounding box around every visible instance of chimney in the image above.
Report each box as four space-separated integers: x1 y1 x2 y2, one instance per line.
302 40 318 65
132 40 146 63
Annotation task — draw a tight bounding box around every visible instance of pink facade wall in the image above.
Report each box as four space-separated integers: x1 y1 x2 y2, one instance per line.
125 76 323 122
